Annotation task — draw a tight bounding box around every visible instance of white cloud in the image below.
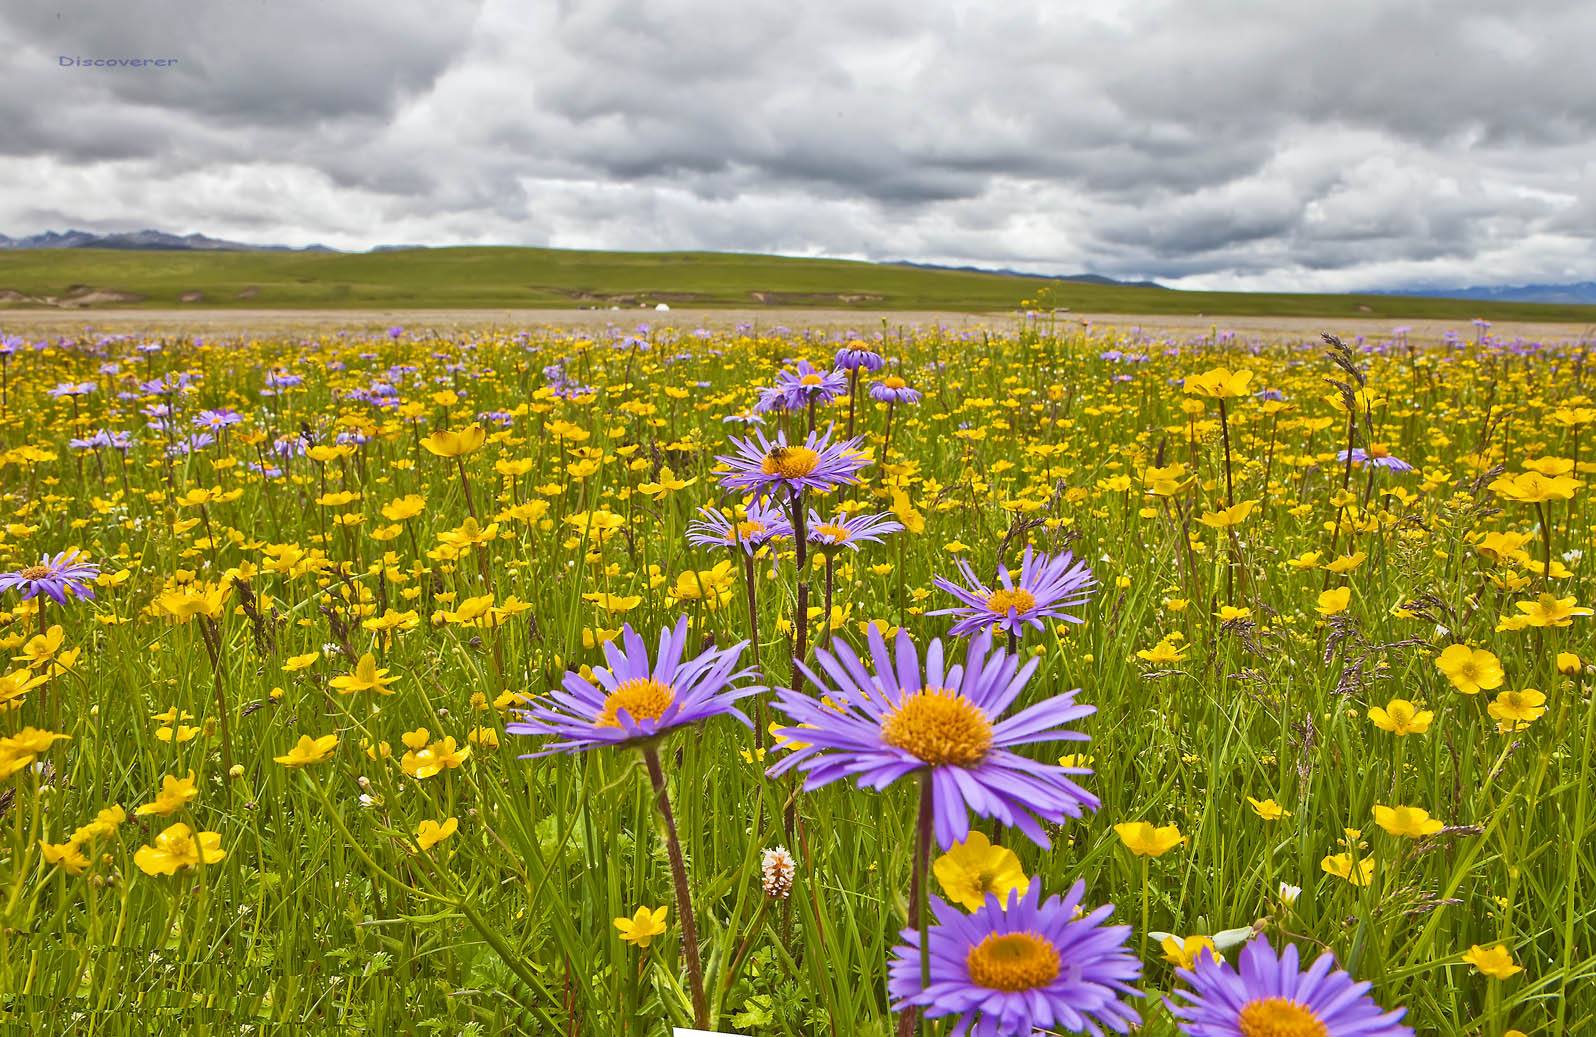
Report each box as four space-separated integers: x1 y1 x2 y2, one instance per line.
2 0 1593 290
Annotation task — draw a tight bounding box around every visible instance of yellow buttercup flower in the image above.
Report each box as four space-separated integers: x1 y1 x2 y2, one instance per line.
421 425 486 458
136 771 198 816
1434 644 1504 695
274 733 338 768
1488 688 1547 731
1372 804 1444 838
1315 586 1351 616
40 839 92 876
1198 500 1258 528
1182 367 1254 399
329 653 396 695
155 583 229 623
1136 639 1185 665
1368 698 1433 735
613 906 668 948
932 831 1030 912
415 817 458 852
380 494 427 521
1461 944 1522 979
1160 934 1217 970
1488 470 1578 503
1114 822 1185 857
1513 593 1591 628
1246 797 1290 822
134 822 226 876
401 736 470 779
1321 852 1375 886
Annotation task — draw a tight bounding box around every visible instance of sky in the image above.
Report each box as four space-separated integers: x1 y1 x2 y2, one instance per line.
4 0 1595 292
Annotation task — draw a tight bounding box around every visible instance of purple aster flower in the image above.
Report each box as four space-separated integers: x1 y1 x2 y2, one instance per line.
507 617 762 756
931 547 1097 639
716 425 870 499
834 345 885 372
889 882 1141 1037
1170 938 1412 1037
686 502 792 553
768 626 1099 848
0 550 100 604
1337 446 1414 472
754 360 849 413
805 509 902 552
870 375 923 404
263 370 303 394
194 408 242 429
48 381 97 398
166 432 215 458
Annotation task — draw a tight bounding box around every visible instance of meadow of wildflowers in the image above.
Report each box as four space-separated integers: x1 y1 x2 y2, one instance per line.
0 316 1591 1035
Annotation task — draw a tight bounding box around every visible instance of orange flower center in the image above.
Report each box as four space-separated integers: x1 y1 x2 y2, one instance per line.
881 688 992 767
800 373 824 386
761 446 820 479
883 376 907 389
813 522 851 541
19 566 50 581
1237 997 1328 1037
597 677 675 728
965 931 1060 991
986 588 1036 616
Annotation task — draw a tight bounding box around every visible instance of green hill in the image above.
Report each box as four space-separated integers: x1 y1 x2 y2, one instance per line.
3 245 1596 321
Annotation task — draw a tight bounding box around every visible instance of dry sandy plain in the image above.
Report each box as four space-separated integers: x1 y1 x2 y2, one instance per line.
3 308 1595 343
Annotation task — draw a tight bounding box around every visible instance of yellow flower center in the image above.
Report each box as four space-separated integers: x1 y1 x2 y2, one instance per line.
1237 998 1328 1037
958 868 1001 902
965 932 1060 991
800 373 823 386
883 376 907 389
986 588 1037 616
597 677 675 728
733 520 767 541
881 688 993 767
813 522 851 541
163 830 197 860
1369 443 1390 458
19 566 50 581
761 446 820 479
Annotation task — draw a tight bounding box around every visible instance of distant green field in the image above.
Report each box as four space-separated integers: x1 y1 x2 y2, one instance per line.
3 245 1596 321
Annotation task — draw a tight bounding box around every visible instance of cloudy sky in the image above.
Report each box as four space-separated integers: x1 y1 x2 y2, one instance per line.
4 0 1595 291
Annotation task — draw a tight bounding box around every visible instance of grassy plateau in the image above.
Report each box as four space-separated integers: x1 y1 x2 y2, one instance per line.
5 246 1596 322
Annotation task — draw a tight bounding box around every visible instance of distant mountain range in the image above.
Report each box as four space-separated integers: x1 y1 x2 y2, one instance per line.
0 229 333 252
889 260 1167 290
1380 282 1596 305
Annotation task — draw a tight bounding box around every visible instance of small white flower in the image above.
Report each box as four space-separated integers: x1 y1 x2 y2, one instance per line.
1279 882 1302 905
761 845 795 900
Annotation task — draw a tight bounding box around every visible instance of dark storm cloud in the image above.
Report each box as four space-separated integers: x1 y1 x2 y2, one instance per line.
2 0 1594 290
